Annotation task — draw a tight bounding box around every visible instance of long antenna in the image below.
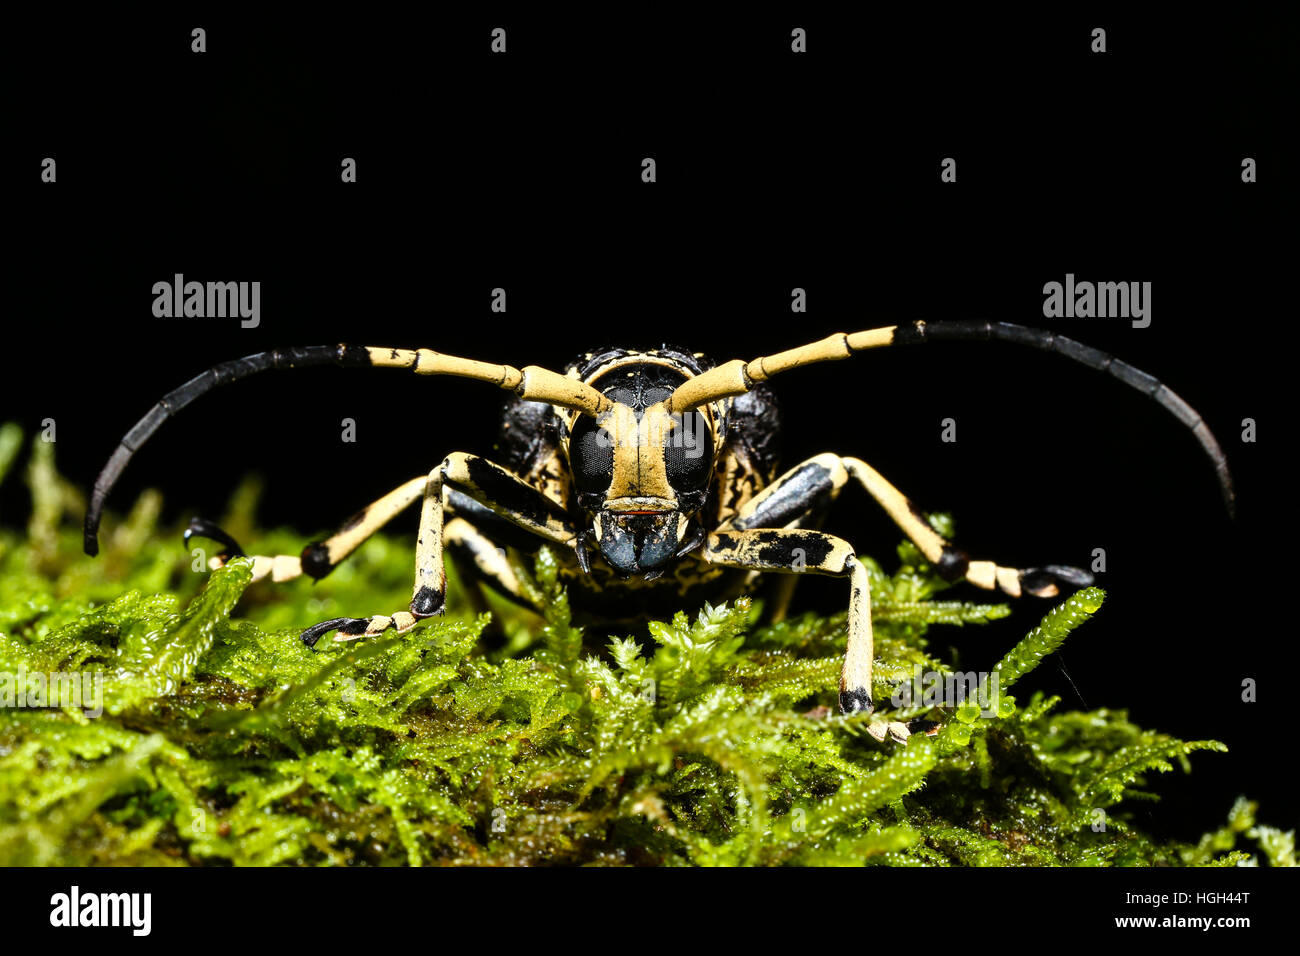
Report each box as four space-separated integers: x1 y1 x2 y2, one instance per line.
84 344 612 554
669 321 1234 516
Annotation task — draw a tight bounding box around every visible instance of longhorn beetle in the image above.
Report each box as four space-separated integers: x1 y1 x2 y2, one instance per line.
84 322 1233 743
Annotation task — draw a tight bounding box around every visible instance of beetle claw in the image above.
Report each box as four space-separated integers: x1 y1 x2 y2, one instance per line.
1021 564 1094 597
183 516 245 560
301 617 368 648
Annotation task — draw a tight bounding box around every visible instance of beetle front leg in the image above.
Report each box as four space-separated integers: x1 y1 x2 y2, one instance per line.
703 529 910 744
300 466 444 646
301 453 575 647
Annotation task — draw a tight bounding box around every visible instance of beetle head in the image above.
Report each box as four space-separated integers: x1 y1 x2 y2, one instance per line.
564 362 716 576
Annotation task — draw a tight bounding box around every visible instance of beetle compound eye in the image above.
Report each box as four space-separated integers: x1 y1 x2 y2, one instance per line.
664 411 713 491
571 416 614 493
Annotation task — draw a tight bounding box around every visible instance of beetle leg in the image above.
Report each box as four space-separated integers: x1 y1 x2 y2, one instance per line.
443 516 541 613
717 456 842 622
723 452 1094 600
839 456 1095 598
194 476 427 584
301 453 575 647
702 528 909 743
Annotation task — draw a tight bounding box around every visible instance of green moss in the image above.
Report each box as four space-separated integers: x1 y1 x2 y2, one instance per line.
0 427 1290 866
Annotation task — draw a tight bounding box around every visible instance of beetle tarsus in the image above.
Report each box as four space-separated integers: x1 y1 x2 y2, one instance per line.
906 718 943 737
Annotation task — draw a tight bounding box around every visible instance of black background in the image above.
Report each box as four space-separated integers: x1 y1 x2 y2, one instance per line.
7 7 1296 844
